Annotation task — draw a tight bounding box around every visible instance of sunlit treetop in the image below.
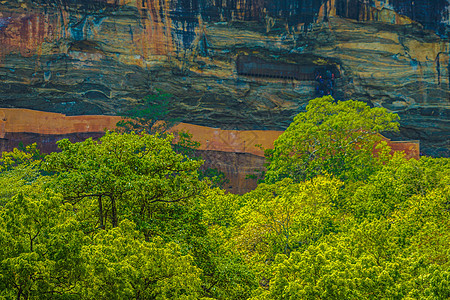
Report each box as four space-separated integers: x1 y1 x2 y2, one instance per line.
265 96 400 183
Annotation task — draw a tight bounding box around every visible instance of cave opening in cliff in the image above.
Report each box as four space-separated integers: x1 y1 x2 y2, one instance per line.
236 55 339 81
68 40 104 54
236 55 340 96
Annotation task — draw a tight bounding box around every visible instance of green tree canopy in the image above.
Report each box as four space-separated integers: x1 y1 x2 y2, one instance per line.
0 185 204 299
265 96 399 183
0 143 44 172
0 187 86 299
78 220 203 299
44 132 205 229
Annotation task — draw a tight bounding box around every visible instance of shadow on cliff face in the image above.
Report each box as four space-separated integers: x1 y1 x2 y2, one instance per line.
389 0 449 37
33 0 120 11
335 0 449 37
171 0 450 37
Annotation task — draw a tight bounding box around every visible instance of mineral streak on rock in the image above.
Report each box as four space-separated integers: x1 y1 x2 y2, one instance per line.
0 0 449 156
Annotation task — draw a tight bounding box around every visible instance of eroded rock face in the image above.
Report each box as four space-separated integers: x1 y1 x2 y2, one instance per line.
0 0 449 156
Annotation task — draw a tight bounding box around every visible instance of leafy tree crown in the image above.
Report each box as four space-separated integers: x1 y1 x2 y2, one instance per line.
265 96 400 183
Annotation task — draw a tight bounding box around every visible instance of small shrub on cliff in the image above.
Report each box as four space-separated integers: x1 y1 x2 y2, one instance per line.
116 91 178 134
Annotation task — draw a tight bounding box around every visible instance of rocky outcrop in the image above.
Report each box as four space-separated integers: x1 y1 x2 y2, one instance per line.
0 108 420 193
198 150 265 194
0 108 420 158
0 0 448 156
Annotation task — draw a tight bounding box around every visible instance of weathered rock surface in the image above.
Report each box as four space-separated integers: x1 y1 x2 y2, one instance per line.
0 0 448 156
0 108 421 193
0 108 420 158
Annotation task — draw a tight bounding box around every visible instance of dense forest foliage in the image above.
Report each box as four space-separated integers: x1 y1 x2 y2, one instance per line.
1 97 449 299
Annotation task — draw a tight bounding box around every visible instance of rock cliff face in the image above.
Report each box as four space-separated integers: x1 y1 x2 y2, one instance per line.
0 0 449 156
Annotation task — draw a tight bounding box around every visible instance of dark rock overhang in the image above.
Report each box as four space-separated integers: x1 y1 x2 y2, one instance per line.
236 54 340 81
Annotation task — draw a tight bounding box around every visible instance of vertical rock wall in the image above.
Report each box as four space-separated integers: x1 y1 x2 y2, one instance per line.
0 0 449 156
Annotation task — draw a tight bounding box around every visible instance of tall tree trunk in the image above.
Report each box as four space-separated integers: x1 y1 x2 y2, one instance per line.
110 196 118 227
98 195 104 229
